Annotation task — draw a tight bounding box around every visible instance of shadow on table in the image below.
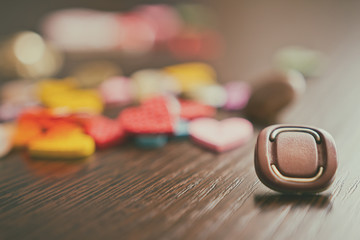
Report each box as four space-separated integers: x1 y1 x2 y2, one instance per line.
254 193 332 210
22 152 94 178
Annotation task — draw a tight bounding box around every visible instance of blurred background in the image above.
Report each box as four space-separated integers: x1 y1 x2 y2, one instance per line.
1 0 359 81
1 0 360 155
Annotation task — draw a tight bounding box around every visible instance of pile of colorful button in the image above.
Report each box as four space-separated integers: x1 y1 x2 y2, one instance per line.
0 3 326 160
0 61 253 158
0 55 324 160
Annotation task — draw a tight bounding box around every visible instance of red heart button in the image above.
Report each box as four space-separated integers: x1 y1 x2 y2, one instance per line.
119 96 175 134
180 100 216 120
84 116 125 149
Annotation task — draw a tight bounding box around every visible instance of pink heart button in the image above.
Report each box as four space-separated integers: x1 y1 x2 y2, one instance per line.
189 117 253 152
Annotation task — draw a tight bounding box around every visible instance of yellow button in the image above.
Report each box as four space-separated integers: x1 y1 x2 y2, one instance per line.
28 132 95 159
38 78 103 114
163 62 216 93
38 78 76 102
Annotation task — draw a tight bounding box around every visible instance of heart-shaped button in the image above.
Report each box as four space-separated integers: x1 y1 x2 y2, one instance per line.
18 109 95 158
13 119 43 148
84 116 125 149
39 79 103 114
189 117 253 152
28 130 95 159
179 100 215 120
13 107 87 148
119 96 175 134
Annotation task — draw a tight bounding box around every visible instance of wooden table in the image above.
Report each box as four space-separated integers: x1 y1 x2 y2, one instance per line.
1 1 360 239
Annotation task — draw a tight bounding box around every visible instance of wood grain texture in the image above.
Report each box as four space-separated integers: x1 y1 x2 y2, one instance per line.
2 0 360 239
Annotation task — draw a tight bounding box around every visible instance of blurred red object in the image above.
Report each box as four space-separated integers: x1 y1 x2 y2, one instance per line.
84 116 125 149
116 13 156 54
167 30 223 60
134 4 183 43
179 100 216 120
119 96 175 134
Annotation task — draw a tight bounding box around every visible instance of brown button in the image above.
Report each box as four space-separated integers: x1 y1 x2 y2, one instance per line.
276 131 318 177
254 124 337 193
245 70 306 124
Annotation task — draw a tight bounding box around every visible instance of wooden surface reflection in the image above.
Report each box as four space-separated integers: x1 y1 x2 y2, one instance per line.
2 1 360 240
254 193 332 210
